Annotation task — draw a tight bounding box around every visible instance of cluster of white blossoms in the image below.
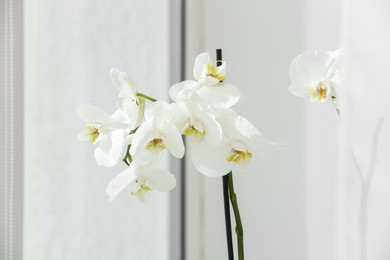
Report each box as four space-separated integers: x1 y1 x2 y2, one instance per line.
77 52 276 202
288 49 342 109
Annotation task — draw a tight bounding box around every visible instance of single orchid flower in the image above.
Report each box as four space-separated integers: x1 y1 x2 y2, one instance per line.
169 52 241 108
130 102 185 162
288 50 341 104
190 111 276 177
106 162 176 202
172 100 222 145
110 68 145 129
77 103 127 167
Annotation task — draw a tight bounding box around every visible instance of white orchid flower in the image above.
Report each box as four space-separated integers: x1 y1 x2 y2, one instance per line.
289 50 341 104
144 99 175 122
106 162 176 202
77 103 127 167
169 52 241 108
172 100 222 145
130 102 185 162
191 111 276 177
110 68 145 129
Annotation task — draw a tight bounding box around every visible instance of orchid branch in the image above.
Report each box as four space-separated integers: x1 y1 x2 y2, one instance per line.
228 172 244 260
136 92 157 102
216 48 235 259
122 100 155 167
223 174 234 260
122 144 132 166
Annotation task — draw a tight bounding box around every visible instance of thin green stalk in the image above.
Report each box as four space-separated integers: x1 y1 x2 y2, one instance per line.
122 144 132 166
129 125 140 135
228 172 244 260
136 92 157 102
223 175 234 260
121 92 155 167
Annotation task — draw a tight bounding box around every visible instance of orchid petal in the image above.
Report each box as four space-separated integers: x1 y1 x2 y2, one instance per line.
95 129 124 167
122 97 144 129
76 103 113 125
129 120 153 157
142 166 176 192
196 83 241 108
193 52 211 81
158 119 185 158
144 100 174 121
77 128 91 142
106 165 137 201
194 107 222 144
234 116 273 157
289 51 332 85
288 83 311 97
169 80 201 102
111 109 130 125
190 140 231 177
326 49 343 79
110 68 123 88
110 68 137 98
175 88 204 104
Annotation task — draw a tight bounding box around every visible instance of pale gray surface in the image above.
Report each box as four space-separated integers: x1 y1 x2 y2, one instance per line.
24 1 172 259
340 1 390 259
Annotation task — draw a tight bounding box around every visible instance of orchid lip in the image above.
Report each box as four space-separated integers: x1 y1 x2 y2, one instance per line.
201 63 225 83
181 118 206 143
145 137 167 153
227 149 253 164
309 80 333 103
85 125 100 143
226 141 253 164
132 178 152 194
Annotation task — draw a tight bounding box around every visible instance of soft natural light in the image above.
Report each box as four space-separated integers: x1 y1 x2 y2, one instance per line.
1 0 390 260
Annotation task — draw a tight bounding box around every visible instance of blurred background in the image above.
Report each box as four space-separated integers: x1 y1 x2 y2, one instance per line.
1 0 390 259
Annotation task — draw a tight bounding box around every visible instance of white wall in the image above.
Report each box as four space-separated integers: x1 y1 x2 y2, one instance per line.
24 1 175 259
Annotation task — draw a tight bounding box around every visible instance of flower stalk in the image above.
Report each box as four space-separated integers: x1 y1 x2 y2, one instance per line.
122 144 132 166
136 92 157 102
228 172 244 260
223 174 234 260
217 48 235 260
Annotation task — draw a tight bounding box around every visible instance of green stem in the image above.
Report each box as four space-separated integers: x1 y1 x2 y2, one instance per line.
121 92 156 167
136 92 157 102
122 124 141 166
129 125 140 135
122 144 132 166
228 172 244 260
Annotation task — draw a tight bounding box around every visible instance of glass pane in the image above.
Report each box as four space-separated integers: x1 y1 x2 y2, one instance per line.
24 1 174 259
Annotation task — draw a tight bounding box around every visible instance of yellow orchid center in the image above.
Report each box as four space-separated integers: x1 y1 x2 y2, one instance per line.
145 138 167 153
182 119 206 143
227 149 253 164
204 63 225 82
131 178 152 200
86 125 100 144
309 81 331 103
